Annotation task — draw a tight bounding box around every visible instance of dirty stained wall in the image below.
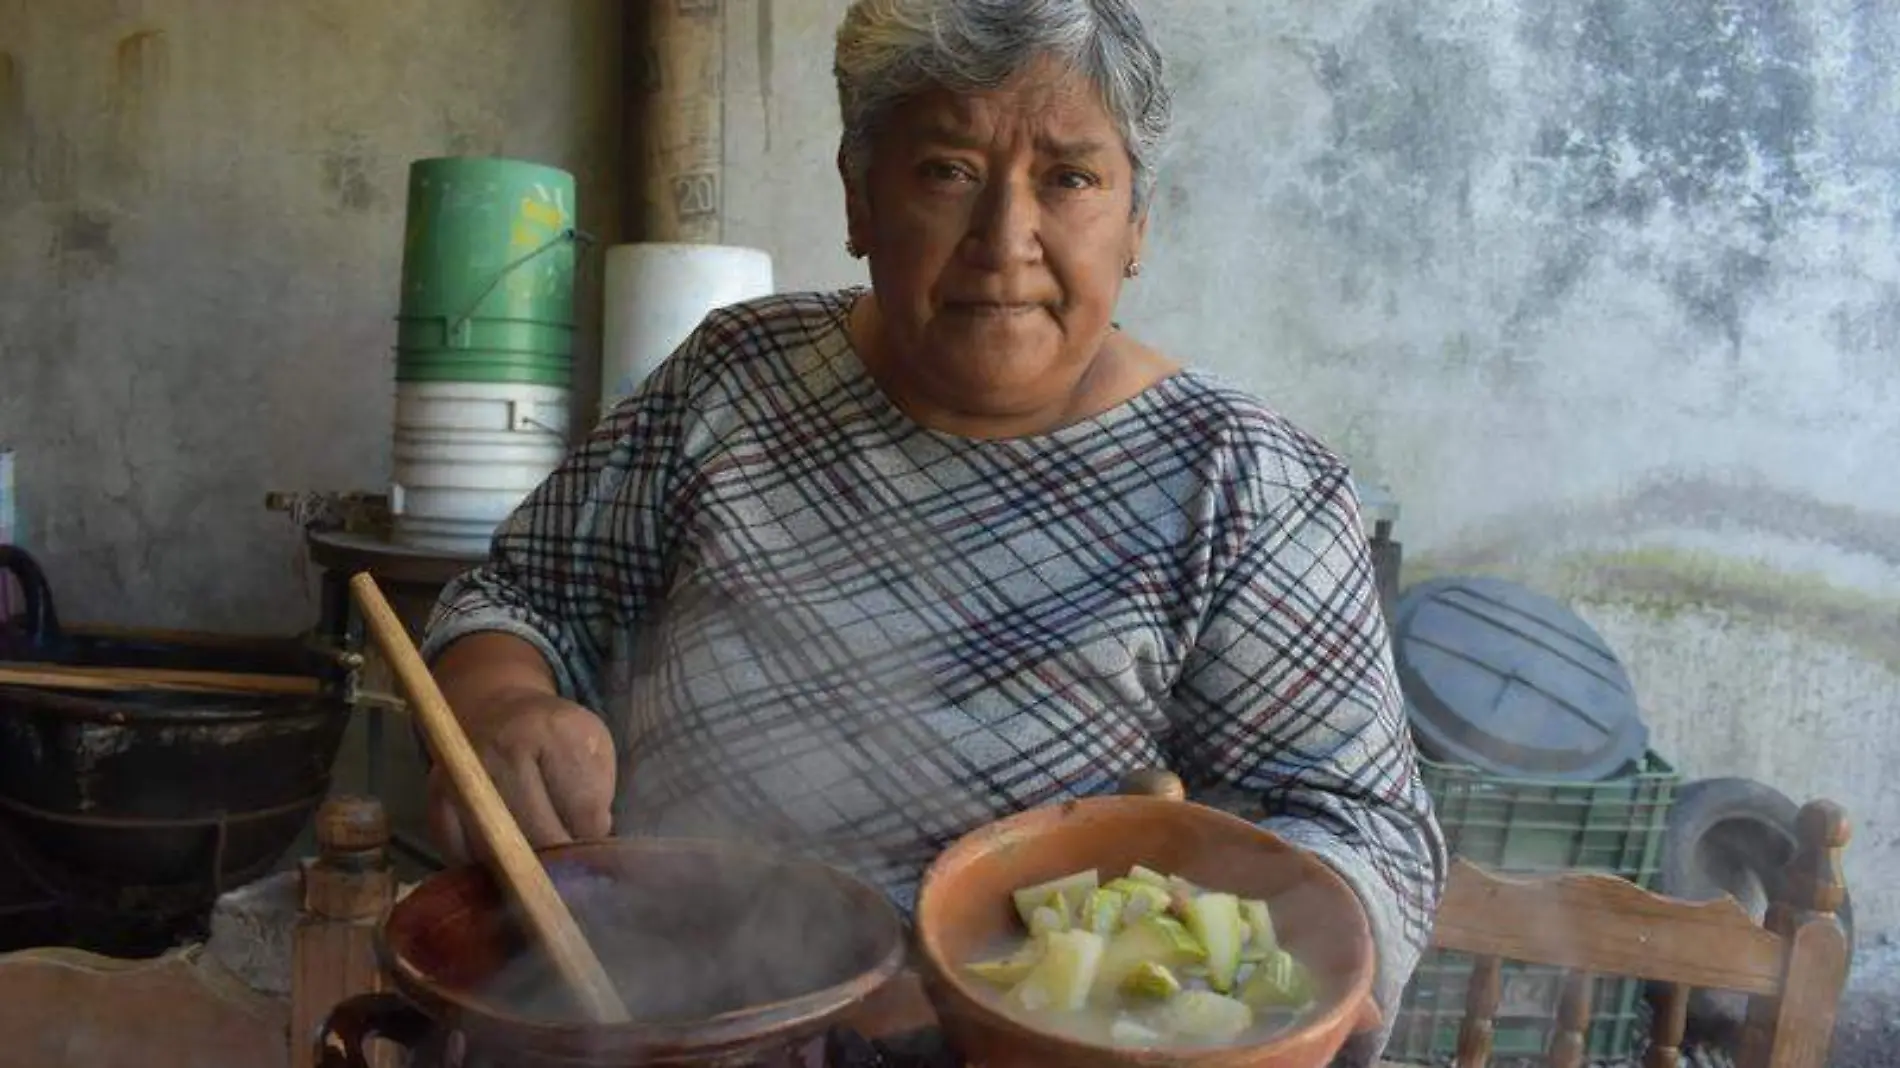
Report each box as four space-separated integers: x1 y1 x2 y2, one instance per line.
721 0 1900 934
0 0 620 626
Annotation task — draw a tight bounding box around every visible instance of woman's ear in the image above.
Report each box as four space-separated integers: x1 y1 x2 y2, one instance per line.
1127 207 1150 272
838 147 872 258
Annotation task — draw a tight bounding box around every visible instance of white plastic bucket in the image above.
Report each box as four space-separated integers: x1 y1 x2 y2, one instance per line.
601 243 774 407
389 383 572 554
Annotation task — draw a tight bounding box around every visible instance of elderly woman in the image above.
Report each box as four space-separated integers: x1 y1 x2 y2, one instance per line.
422 0 1444 1058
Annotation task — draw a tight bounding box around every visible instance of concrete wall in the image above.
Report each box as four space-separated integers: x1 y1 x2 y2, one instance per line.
4 0 1895 937
0 0 621 629
721 0 1900 935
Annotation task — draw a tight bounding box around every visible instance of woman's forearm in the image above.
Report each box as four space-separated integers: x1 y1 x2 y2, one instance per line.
430 631 562 732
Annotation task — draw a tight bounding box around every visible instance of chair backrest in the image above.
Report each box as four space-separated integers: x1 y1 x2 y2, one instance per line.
1428 800 1851 1068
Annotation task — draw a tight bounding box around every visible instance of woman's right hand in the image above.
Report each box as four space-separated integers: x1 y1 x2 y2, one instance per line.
423 634 618 865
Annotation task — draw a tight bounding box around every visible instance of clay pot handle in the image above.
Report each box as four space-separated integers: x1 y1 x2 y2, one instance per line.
1118 768 1186 801
315 991 434 1068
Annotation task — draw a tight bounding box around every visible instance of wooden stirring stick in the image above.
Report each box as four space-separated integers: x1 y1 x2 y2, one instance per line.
347 571 633 1024
0 663 322 697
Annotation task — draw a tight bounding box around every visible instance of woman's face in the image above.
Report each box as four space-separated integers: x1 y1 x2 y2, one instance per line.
844 57 1147 425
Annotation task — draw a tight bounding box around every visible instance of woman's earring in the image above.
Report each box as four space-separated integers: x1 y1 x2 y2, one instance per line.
1124 258 1142 279
846 239 864 260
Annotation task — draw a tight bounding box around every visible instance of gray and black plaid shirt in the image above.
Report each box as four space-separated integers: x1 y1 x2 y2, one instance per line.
423 289 1445 1033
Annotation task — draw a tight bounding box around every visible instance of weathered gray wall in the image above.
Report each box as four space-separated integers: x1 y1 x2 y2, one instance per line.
722 0 1900 935
0 0 620 629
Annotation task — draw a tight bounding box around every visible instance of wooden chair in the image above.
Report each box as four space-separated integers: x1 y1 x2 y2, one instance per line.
1429 800 1851 1068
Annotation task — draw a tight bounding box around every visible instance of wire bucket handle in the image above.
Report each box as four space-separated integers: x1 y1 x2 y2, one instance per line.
429 227 596 349
502 394 568 440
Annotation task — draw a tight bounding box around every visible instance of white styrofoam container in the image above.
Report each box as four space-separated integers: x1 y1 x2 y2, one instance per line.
600 242 773 409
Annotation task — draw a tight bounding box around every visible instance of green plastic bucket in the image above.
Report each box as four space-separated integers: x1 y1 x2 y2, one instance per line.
398 157 578 360
394 348 573 387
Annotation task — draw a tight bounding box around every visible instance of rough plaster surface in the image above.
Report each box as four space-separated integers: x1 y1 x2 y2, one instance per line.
1586 605 1900 924
0 0 621 632
721 0 1900 939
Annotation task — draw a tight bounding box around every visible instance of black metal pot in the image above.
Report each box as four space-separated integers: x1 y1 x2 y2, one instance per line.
0 545 352 949
0 684 349 888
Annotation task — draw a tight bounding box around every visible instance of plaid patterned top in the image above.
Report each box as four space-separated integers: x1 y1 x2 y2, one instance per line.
423 289 1445 1022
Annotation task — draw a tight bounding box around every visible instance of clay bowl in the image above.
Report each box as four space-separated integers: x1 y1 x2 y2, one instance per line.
369 838 908 1067
914 795 1379 1068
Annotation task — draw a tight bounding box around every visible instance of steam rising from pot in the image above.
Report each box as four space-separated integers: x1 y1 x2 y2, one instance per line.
483 844 900 1026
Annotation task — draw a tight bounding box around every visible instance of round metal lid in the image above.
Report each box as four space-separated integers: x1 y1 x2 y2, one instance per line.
1394 575 1647 781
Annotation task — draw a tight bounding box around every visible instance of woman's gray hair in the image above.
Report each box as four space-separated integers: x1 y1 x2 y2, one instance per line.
834 0 1173 215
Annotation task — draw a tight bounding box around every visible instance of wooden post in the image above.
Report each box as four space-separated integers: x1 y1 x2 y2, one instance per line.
629 0 725 244
292 796 397 1068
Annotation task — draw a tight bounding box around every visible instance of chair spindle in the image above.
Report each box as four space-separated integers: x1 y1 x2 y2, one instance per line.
1546 970 1593 1068
1645 981 1689 1068
1455 954 1502 1068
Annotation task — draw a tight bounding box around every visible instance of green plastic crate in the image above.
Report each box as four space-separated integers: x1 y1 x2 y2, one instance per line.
1388 750 1679 1066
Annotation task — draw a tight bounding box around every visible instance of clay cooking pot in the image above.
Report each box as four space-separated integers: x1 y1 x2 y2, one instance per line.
914 794 1381 1068
317 838 907 1067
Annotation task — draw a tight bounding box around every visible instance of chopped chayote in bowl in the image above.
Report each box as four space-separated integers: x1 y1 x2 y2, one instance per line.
966 865 1317 1048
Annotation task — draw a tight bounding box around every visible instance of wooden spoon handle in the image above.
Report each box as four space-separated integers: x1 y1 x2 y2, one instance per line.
346 572 631 1024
